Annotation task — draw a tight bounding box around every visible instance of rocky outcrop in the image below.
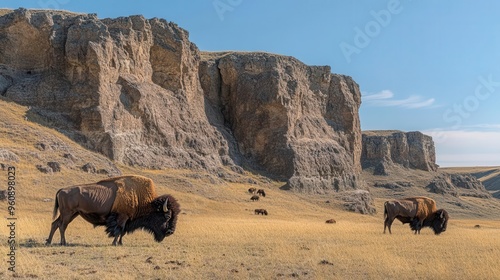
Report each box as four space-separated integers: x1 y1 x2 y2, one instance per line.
361 130 438 172
339 190 376 214
0 9 364 192
426 173 491 198
200 52 363 192
0 9 232 171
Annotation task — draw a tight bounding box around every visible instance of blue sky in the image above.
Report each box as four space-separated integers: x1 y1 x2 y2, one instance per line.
2 0 500 167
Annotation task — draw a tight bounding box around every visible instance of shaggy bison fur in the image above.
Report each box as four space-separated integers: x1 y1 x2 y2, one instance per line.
384 196 448 235
46 175 180 246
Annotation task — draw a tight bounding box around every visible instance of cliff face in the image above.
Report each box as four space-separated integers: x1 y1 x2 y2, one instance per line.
0 9 230 170
0 9 364 191
361 130 438 172
200 52 363 191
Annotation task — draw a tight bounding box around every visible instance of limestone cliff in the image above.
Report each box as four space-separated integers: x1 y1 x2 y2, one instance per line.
0 8 230 170
361 130 438 173
0 9 364 192
200 52 363 192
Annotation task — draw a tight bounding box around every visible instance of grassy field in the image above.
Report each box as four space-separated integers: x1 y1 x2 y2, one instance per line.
1 98 500 279
1 184 500 280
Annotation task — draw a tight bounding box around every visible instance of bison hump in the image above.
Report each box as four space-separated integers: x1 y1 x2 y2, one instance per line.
110 175 158 218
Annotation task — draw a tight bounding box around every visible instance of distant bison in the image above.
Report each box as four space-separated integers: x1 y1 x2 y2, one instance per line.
254 209 268 215
256 189 266 197
46 175 180 246
248 187 257 194
325 219 336 224
384 196 448 235
250 195 260 201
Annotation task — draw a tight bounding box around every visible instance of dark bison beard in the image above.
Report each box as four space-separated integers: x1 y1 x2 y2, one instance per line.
407 212 449 235
106 212 170 242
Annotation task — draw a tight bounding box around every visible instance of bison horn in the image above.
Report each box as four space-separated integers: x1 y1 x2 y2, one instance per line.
439 210 444 219
163 198 169 213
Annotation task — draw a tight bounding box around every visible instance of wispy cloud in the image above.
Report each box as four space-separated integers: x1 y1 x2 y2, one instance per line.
363 90 394 100
461 124 500 131
362 90 436 109
422 128 500 167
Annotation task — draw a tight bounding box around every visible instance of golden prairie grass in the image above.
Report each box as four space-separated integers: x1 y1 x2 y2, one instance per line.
1 176 500 280
1 98 500 279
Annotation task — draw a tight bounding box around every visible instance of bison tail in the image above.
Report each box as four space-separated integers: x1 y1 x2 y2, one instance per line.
52 189 61 220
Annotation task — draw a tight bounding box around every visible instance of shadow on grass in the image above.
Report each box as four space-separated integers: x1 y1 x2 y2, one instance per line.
20 239 108 248
471 168 500 179
21 238 163 248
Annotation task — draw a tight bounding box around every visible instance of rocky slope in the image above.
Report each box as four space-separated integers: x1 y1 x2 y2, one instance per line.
361 130 438 174
426 173 491 198
0 9 363 192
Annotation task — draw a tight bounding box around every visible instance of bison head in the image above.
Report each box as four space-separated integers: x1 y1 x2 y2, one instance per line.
124 195 180 242
429 209 449 235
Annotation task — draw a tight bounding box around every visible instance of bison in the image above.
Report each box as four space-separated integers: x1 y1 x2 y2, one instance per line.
250 195 260 201
254 209 268 215
248 187 257 194
46 175 180 246
325 219 336 224
383 196 448 235
256 189 266 197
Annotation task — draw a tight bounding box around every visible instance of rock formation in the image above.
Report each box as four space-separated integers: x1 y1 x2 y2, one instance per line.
0 9 232 171
427 173 491 198
361 130 438 173
200 52 363 192
0 9 364 192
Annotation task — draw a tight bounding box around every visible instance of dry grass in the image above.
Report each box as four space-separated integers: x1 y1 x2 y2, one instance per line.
1 198 500 279
1 99 500 279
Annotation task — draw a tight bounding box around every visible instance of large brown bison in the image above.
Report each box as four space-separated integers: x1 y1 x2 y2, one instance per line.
46 175 180 246
384 196 448 235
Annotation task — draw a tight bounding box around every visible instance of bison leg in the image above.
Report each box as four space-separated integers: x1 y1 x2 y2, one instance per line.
384 216 394 234
57 212 79 246
416 221 422 235
111 233 125 246
111 214 129 246
46 216 62 245
112 231 126 246
410 218 423 234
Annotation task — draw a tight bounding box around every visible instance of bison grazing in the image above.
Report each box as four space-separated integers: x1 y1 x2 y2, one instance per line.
254 209 268 215
256 189 266 197
250 195 260 201
248 187 257 194
46 175 180 246
383 196 448 235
